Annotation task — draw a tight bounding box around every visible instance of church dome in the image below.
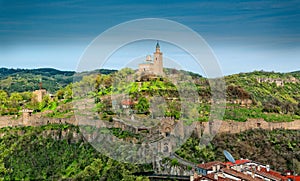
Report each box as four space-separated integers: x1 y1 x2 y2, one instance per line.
146 55 152 61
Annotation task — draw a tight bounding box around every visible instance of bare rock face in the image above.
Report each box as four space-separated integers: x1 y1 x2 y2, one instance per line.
153 157 194 176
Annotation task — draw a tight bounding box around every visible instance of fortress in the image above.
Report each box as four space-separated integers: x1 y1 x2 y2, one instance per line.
2 111 299 161
138 42 164 76
1 111 300 139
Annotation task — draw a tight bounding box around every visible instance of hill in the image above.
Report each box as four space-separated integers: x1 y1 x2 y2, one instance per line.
1 67 300 122
226 70 300 104
0 68 75 93
224 70 300 121
80 68 300 122
0 68 116 93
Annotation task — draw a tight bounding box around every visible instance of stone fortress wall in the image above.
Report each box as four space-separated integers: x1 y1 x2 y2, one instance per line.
0 112 77 128
198 118 300 136
0 111 299 138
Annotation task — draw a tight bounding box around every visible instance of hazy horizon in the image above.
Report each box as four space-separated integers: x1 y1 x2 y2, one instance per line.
1 65 299 76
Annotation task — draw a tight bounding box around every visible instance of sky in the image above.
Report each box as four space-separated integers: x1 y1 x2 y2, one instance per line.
0 0 299 75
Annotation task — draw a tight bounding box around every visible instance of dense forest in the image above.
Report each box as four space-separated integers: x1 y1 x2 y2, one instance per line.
0 124 151 180
0 124 299 180
0 68 116 93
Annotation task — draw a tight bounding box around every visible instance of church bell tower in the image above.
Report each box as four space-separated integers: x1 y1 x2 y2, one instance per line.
153 41 164 76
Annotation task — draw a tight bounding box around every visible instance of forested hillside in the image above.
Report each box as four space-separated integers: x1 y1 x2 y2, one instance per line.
224 71 300 121
0 68 75 93
0 124 151 180
1 68 300 122
226 71 300 106
0 68 116 93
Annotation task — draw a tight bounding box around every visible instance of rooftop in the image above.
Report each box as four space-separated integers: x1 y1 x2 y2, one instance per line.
225 159 251 166
221 168 260 181
257 167 288 181
197 161 224 170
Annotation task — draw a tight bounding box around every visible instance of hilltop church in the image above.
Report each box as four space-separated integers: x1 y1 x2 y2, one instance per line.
138 42 164 76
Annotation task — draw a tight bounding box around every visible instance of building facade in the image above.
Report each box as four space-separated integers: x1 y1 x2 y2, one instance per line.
33 89 47 103
138 42 164 76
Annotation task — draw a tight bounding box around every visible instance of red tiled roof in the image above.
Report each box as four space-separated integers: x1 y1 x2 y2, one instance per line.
258 167 288 181
197 160 292 181
224 159 251 166
203 173 232 181
222 168 259 181
286 175 300 181
122 99 134 105
197 161 223 170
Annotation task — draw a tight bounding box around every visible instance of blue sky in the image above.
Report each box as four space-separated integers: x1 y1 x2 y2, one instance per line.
0 0 299 75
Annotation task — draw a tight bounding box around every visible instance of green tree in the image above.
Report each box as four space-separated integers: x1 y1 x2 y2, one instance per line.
20 91 32 102
40 95 51 110
9 92 23 109
135 97 149 114
0 142 10 176
0 90 8 115
28 93 40 111
95 102 105 114
0 90 8 105
171 158 179 166
56 89 64 99
76 158 103 180
165 101 181 119
64 84 73 100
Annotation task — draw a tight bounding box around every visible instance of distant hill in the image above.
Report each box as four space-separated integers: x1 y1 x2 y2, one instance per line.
0 68 116 93
0 68 75 78
0 67 200 94
291 70 300 75
225 70 300 103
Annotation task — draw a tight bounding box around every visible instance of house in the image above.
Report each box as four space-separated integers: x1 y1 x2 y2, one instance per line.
121 99 134 109
193 159 294 181
196 161 224 176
